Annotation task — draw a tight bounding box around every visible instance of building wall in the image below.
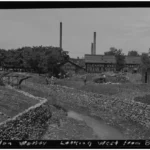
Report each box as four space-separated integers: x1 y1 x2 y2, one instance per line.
123 64 140 72
61 62 76 73
86 63 141 73
85 55 141 73
86 63 116 73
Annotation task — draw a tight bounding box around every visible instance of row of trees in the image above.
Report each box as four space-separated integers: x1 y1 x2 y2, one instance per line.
0 45 149 74
105 48 140 57
0 46 69 77
104 47 149 71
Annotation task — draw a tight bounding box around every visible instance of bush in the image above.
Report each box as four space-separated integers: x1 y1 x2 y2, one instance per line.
126 73 142 83
134 95 150 105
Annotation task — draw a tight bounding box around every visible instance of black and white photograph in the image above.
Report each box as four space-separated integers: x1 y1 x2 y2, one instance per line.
0 1 150 148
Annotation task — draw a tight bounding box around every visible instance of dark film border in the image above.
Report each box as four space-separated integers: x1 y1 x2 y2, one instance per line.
0 140 150 148
0 1 150 9
0 2 149 149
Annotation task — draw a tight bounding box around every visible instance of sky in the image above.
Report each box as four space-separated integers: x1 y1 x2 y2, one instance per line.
0 8 150 58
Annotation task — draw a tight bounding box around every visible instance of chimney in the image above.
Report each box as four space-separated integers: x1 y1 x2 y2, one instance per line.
91 43 94 55
93 32 96 55
60 22 62 49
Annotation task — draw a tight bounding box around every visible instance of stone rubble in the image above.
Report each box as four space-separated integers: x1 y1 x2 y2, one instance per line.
49 84 150 129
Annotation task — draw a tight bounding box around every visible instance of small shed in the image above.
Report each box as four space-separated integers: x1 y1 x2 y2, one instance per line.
142 67 150 84
58 60 86 74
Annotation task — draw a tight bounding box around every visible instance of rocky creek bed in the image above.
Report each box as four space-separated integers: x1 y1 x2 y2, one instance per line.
47 85 150 139
18 80 150 140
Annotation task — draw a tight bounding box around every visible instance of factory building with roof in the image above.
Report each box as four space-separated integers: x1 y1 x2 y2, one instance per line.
123 56 141 72
85 54 116 72
85 54 142 73
85 31 142 73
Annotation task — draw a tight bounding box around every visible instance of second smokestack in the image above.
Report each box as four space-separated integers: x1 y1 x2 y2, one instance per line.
93 32 96 55
91 43 94 55
60 22 62 49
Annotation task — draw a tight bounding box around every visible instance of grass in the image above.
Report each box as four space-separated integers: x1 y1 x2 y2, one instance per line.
12 72 150 104
126 72 142 83
13 72 150 139
0 86 39 120
55 79 139 96
55 72 148 95
7 71 143 95
18 73 145 106
0 114 8 123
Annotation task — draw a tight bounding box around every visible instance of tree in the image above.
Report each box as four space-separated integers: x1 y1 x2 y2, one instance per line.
141 53 150 72
115 51 125 71
104 47 125 71
104 47 117 56
0 49 6 67
0 45 70 75
128 50 139 56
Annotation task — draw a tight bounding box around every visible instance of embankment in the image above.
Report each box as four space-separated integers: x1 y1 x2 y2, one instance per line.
49 85 150 128
0 88 52 140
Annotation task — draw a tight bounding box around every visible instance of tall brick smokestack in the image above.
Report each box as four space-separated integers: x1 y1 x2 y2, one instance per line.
60 22 62 49
91 43 94 55
93 32 96 55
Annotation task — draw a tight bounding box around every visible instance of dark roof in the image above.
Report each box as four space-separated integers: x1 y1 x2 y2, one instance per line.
58 60 85 70
85 54 116 64
125 56 142 64
70 58 85 67
85 54 142 65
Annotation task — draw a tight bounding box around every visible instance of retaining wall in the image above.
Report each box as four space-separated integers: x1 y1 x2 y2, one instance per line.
49 85 150 128
0 91 51 140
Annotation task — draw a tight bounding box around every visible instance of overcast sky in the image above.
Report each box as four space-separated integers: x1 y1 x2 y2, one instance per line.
0 8 150 58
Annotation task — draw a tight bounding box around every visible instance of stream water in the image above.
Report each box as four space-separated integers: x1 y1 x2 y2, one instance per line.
67 110 124 140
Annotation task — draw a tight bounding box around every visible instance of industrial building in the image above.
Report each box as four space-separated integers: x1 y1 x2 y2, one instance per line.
59 22 142 73
84 31 142 73
58 59 85 74
85 54 116 72
85 54 141 73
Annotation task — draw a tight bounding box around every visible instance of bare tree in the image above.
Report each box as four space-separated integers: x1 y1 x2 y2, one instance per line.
17 76 32 89
11 76 32 89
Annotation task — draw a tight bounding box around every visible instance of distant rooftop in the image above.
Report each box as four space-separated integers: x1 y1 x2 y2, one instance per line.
85 54 116 64
85 54 142 64
125 56 141 65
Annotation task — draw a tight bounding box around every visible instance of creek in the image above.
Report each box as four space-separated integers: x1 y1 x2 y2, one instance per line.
67 110 124 140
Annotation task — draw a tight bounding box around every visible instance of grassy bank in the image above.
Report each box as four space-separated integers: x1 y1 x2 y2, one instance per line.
0 86 39 121
7 72 150 139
